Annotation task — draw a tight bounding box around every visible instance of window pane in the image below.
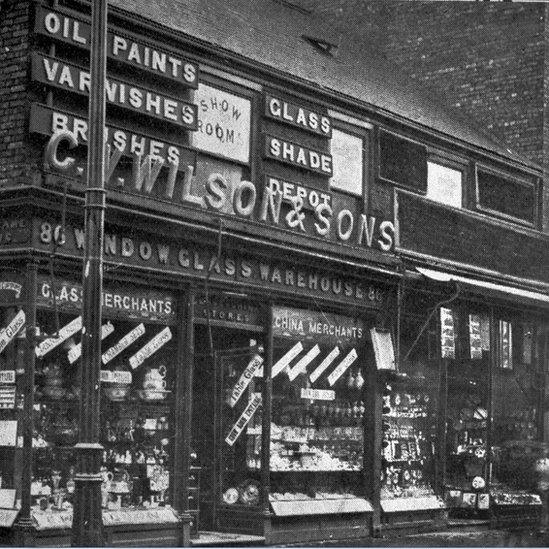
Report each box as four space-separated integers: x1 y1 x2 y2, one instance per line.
427 162 462 208
330 129 363 196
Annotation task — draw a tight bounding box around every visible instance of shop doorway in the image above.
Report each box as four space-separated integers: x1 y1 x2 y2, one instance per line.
192 325 265 533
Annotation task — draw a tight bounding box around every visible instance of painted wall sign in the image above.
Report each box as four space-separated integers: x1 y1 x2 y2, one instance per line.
265 95 331 137
309 346 340 383
195 294 263 329
229 354 264 408
128 327 172 369
37 276 175 323
41 132 395 252
35 316 82 358
68 321 115 364
30 104 195 174
225 393 262 446
35 220 386 309
264 134 333 176
31 53 198 130
327 348 358 386
190 83 251 163
287 344 321 381
102 324 146 365
272 307 365 343
34 6 198 87
272 342 303 379
300 388 335 401
0 282 22 299
0 310 25 356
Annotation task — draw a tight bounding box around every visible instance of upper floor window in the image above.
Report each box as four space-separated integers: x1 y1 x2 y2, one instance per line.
427 161 463 209
330 128 364 196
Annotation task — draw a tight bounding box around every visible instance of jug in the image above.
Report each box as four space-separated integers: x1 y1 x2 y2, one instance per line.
143 365 167 390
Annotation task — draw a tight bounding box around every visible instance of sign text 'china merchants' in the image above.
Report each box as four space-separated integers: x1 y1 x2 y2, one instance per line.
42 130 395 252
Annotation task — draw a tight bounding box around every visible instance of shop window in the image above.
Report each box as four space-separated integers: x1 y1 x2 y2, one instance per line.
427 161 463 209
330 128 364 196
269 306 372 513
379 130 427 192
497 320 513 370
476 167 537 225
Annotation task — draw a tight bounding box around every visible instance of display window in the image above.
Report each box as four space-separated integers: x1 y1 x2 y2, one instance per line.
268 306 372 514
30 280 178 526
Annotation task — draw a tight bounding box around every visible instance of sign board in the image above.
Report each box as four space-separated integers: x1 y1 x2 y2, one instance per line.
128 327 172 369
0 421 17 447
0 310 25 356
35 316 82 358
229 354 264 408
195 293 263 330
102 324 146 365
190 83 251 163
68 321 115 364
300 388 335 401
31 53 198 130
370 328 395 371
440 308 456 359
225 393 262 446
310 346 340 383
34 6 198 87
0 282 22 299
100 370 132 384
0 387 15 409
327 348 358 386
287 344 321 381
272 342 303 379
0 371 15 384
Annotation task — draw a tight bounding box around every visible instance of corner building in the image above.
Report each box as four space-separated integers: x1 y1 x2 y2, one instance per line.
0 0 547 545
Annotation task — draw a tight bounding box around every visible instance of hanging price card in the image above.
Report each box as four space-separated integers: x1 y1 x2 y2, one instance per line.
68 321 115 364
309 346 340 383
35 316 82 357
229 354 263 408
0 310 25 356
327 348 358 386
225 393 262 447
101 323 145 365
287 344 320 381
129 327 172 369
271 342 303 378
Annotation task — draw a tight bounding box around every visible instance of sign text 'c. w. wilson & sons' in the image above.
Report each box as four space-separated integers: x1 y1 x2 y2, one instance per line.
34 6 198 87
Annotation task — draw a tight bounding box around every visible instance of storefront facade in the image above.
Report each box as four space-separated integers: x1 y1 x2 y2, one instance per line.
0 0 547 545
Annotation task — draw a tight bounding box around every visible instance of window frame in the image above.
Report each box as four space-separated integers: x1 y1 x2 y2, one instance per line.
425 152 467 210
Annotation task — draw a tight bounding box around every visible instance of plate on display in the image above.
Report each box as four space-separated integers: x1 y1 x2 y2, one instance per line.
222 488 239 505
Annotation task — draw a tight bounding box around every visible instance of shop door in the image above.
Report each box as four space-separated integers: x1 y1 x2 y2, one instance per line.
192 326 264 532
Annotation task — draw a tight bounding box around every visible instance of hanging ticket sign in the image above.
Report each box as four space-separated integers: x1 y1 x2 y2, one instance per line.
469 314 482 360
0 371 15 384
309 346 340 383
271 342 303 378
129 327 172 369
100 370 132 384
68 321 115 364
0 310 25 356
287 344 321 382
35 316 82 358
440 307 456 359
102 323 145 365
327 348 358 386
300 388 335 401
229 354 264 408
225 393 262 447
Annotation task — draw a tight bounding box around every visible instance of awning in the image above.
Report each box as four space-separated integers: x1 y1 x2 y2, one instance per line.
416 267 549 308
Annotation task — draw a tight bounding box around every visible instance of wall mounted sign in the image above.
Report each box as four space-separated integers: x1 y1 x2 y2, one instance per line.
31 53 198 130
0 310 25 356
0 282 22 299
327 348 358 386
0 388 15 409
102 324 146 365
68 321 115 364
190 83 251 163
128 327 172 369
35 316 82 358
37 276 175 323
440 307 456 359
195 293 263 330
34 6 199 87
225 393 262 446
35 220 386 309
229 354 264 408
265 95 332 137
264 134 333 176
272 307 365 343
300 388 335 401
309 346 340 383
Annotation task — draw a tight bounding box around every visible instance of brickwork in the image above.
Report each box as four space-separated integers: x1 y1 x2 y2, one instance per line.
0 0 32 187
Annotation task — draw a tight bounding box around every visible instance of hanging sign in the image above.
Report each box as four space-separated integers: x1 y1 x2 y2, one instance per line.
68 321 115 364
0 310 25 356
0 387 15 409
0 420 17 446
102 323 145 365
35 316 82 358
0 509 18 527
225 393 262 447
300 388 335 401
129 327 172 369
309 346 340 383
469 314 482 360
327 348 358 386
287 344 321 382
440 308 456 359
371 328 396 371
229 354 264 408
0 371 15 384
100 370 132 384
271 341 303 379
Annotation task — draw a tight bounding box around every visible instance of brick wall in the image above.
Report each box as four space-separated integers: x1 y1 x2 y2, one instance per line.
0 0 32 187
